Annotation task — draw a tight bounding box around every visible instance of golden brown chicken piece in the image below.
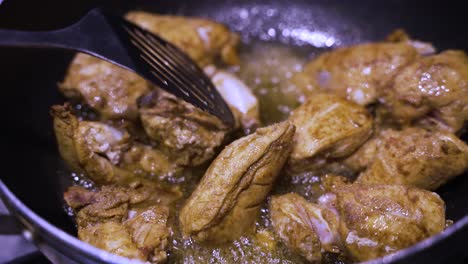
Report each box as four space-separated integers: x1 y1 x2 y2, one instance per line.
332 184 445 262
125 11 240 66
64 180 182 263
292 41 419 106
51 104 182 183
137 67 261 166
269 193 340 263
138 70 261 166
355 127 468 190
119 144 182 179
52 104 132 183
342 133 380 174
59 54 150 120
385 29 436 55
379 50 468 133
206 66 261 133
137 89 229 167
287 93 373 173
60 11 240 120
270 184 446 262
179 121 295 243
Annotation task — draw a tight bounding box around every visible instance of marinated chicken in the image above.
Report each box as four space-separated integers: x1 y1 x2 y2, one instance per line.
207 66 261 133
125 11 240 67
355 127 468 190
179 121 295 243
287 93 373 173
52 104 182 183
59 54 150 120
342 134 379 174
270 193 341 263
137 90 229 167
385 29 436 56
53 14 468 263
292 41 420 106
379 50 468 133
64 179 182 263
60 12 240 120
137 66 260 166
334 184 445 261
270 184 446 262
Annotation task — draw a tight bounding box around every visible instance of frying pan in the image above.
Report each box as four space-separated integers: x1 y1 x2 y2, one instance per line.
0 0 467 263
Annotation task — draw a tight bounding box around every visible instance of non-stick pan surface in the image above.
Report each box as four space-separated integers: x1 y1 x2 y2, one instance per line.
0 0 467 263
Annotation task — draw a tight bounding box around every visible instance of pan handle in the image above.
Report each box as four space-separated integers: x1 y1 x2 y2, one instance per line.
0 199 41 263
0 214 22 234
0 198 22 234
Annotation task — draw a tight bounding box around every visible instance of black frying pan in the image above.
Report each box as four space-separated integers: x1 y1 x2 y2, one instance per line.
0 0 467 263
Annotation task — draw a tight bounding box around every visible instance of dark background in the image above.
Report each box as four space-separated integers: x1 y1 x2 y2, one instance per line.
0 0 467 263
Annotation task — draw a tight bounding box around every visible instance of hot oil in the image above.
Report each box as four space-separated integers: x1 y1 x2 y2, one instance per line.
62 41 339 263
167 41 336 263
235 40 324 125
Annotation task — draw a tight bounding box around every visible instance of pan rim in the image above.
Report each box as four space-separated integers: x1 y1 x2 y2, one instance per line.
1 178 468 263
0 179 144 264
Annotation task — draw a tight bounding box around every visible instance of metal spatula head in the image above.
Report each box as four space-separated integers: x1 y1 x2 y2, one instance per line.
0 8 235 126
78 9 235 127
115 18 235 127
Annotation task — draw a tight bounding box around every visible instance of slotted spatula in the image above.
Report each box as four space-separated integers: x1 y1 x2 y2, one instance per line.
0 8 235 126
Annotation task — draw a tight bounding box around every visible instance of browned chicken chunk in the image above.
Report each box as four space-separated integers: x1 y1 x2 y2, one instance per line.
341 133 379 174
355 127 468 190
292 41 419 106
207 67 261 133
59 54 150 120
125 11 240 66
52 104 182 183
137 68 261 166
270 184 446 262
137 90 229 167
270 193 340 263
179 121 295 243
59 12 240 120
54 19 463 262
385 29 436 56
379 50 468 133
332 184 445 262
64 180 182 263
287 93 373 173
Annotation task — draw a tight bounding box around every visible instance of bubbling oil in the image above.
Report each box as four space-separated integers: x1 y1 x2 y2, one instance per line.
234 40 324 125
63 40 345 263
167 41 338 263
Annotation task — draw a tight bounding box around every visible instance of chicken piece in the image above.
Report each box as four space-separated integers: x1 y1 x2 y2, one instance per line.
342 134 379 174
270 184 446 262
59 54 150 120
179 121 295 243
51 104 181 183
292 41 419 105
253 229 277 252
52 104 132 183
379 50 468 133
385 29 436 56
355 127 468 190
60 12 239 120
332 184 445 262
287 93 373 173
138 90 229 167
138 67 261 166
125 11 240 66
120 143 182 179
64 180 182 263
320 174 350 193
206 66 261 133
269 193 340 263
